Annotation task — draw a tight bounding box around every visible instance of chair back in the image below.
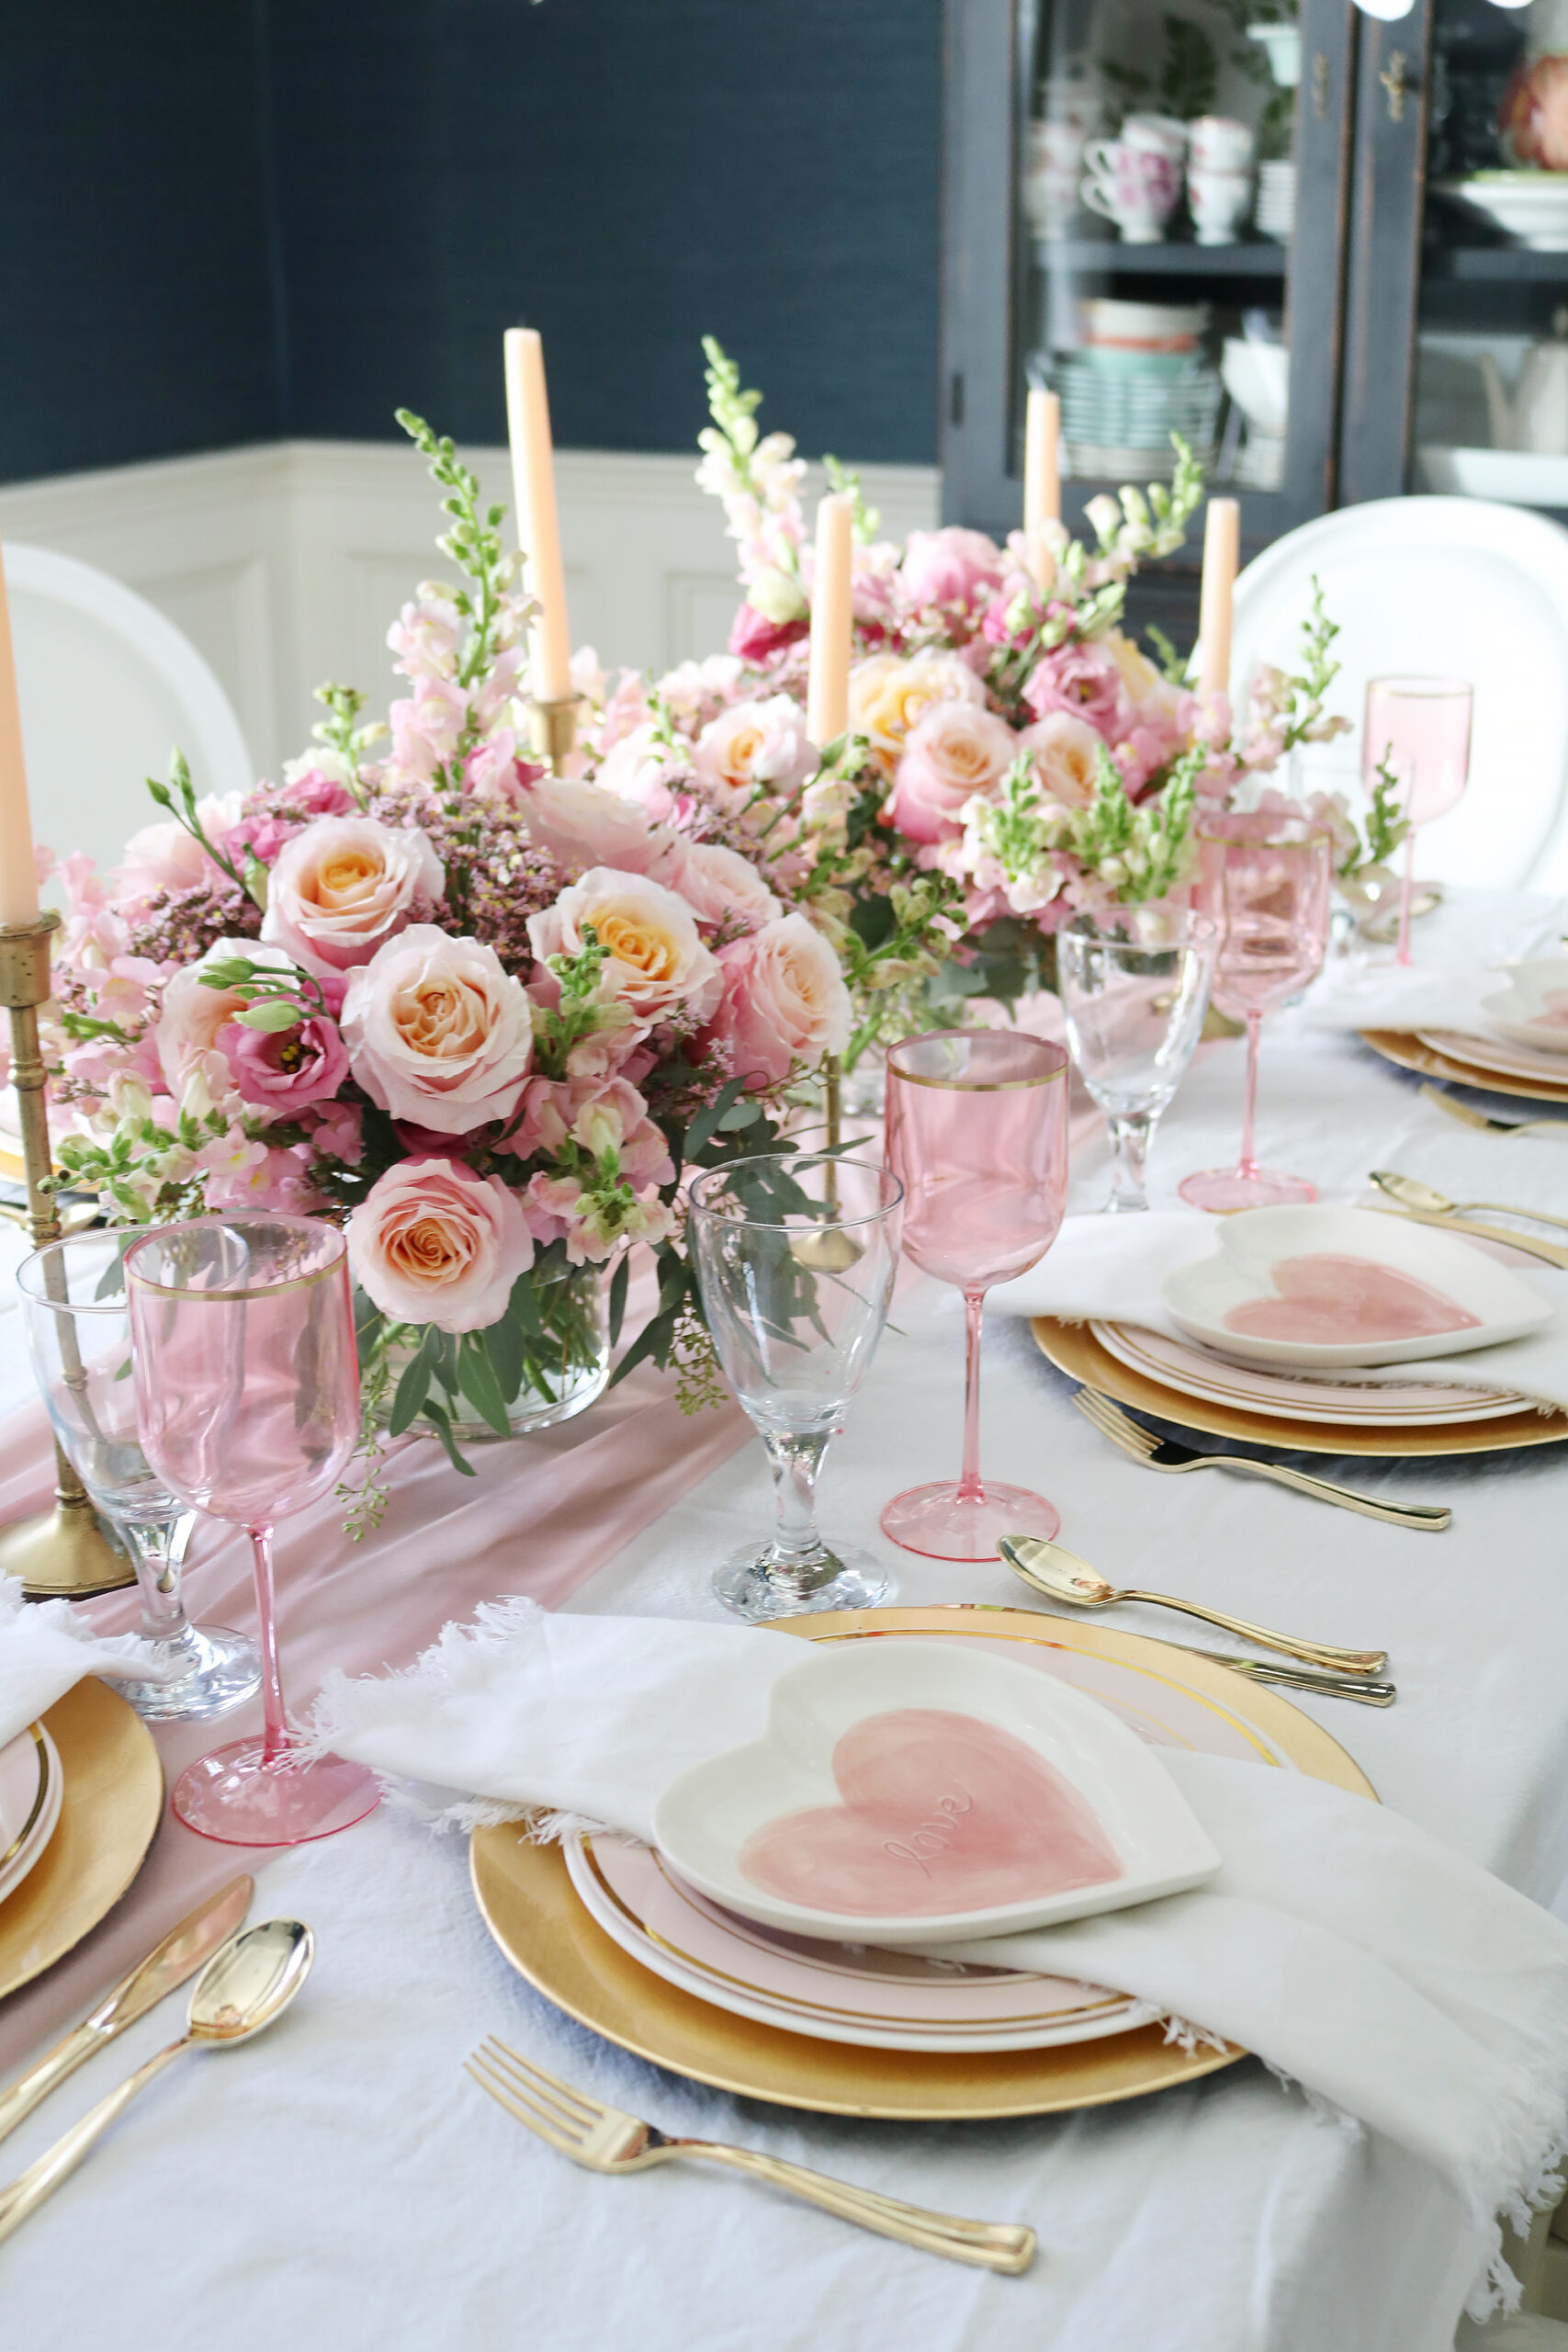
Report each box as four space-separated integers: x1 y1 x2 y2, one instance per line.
4 543 253 886
1229 496 1568 893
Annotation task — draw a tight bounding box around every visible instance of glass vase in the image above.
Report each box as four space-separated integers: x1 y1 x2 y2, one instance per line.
387 1261 611 1443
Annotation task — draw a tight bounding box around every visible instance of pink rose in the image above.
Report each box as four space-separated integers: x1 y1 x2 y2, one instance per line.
704 913 852 1090
888 702 1018 843
1021 641 1132 740
261 817 444 975
343 925 536 1133
1018 713 1104 810
693 696 817 804
154 938 300 1101
897 526 1006 615
348 1158 535 1333
519 775 674 877
728 603 809 663
220 1013 349 1114
664 839 782 933
113 791 246 904
527 868 722 1026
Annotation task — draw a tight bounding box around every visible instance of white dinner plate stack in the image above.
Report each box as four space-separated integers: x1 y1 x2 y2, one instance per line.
1256 160 1295 241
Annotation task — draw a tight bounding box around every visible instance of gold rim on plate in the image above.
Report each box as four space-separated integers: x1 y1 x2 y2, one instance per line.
0 1678 164 2003
1033 1316 1568 1457
470 1606 1371 2120
1360 1028 1568 1107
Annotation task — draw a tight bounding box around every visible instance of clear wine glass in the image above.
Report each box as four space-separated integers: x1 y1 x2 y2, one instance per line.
1179 811 1332 1214
17 1234 261 1722
1056 907 1217 1212
124 1215 378 1846
881 1030 1069 1562
1362 675 1472 967
688 1152 903 1622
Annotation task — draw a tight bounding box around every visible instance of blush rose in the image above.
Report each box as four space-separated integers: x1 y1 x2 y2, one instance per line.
342 926 536 1133
705 913 852 1090
527 867 722 1026
889 702 1018 843
347 1158 535 1334
261 817 444 976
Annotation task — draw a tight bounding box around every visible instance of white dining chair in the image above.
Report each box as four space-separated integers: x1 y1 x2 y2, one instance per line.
1228 496 1568 896
3 542 253 885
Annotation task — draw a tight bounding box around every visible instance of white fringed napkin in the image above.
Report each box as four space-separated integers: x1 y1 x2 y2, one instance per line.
0 1571 174 1749
311 1599 1568 2311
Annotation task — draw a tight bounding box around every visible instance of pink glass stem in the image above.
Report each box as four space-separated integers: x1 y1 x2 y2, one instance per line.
958 1288 986 1503
248 1523 289 1765
1238 1010 1263 1178
1396 827 1416 969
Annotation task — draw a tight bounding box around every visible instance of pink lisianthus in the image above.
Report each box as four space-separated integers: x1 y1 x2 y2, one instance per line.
692 696 817 806
527 868 722 1027
1022 640 1132 740
703 912 852 1091
728 603 808 663
518 774 674 878
505 1073 673 1188
348 1157 535 1334
261 816 444 975
663 839 782 933
219 1012 350 1114
888 702 1018 844
343 926 536 1133
897 527 1006 616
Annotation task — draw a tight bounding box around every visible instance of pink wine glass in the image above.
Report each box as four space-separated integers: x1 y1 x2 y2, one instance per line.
1362 675 1472 967
125 1216 379 1847
882 1030 1068 1562
1179 811 1332 1215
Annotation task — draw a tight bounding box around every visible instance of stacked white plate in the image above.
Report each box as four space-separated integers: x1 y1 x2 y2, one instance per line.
1053 354 1222 473
1256 160 1295 241
0 1722 64 1906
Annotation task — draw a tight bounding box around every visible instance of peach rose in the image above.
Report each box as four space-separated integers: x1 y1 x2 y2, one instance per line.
1018 712 1105 810
888 702 1018 843
342 926 535 1133
707 913 852 1090
527 867 721 1026
692 695 817 805
154 938 299 1102
848 650 986 763
348 1157 534 1333
518 774 674 877
261 817 444 975
664 839 782 932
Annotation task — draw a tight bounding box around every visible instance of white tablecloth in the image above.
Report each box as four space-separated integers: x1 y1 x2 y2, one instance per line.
6 889 1568 2352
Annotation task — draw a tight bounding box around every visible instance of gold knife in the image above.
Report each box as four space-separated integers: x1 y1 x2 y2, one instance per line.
1363 1201 1568 1272
0 1874 254 2146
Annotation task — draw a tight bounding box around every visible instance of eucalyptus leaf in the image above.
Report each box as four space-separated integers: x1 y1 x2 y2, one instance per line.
608 1252 630 1348
421 1396 476 1476
457 1337 513 1437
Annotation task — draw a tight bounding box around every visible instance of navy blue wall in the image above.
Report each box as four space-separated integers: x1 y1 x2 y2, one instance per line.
0 0 942 485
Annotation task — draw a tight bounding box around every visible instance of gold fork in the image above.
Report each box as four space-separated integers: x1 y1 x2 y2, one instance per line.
465 2038 1035 2274
1071 1388 1452 1532
1420 1084 1568 1138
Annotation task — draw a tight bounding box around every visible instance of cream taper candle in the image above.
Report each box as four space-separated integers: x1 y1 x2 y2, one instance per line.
503 328 573 707
807 492 854 751
1023 388 1061 533
1196 497 1240 708
0 539 39 927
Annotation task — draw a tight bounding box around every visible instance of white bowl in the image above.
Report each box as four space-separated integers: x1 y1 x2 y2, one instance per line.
1481 956 1568 1053
651 1641 1220 1947
1161 1204 1551 1370
1438 172 1568 251
1247 24 1301 86
1222 338 1291 435
1418 446 1568 506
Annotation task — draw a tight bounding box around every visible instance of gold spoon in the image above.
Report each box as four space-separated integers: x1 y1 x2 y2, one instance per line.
1371 1169 1568 1238
0 1918 313 2245
998 1535 1389 1677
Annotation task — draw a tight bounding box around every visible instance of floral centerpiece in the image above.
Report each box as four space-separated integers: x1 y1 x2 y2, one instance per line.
42 417 856 1523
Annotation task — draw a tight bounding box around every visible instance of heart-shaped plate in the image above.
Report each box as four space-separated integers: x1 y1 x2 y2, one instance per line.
650 1640 1220 1945
1481 958 1568 1057
1161 1204 1551 1370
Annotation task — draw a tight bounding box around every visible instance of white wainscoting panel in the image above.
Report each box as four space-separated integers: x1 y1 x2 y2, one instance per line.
0 444 940 846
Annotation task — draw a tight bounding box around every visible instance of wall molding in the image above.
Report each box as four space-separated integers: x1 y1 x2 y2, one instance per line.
0 441 940 783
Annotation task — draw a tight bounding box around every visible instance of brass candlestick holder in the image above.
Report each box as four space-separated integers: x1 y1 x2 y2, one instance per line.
529 695 580 775
0 910 133 1600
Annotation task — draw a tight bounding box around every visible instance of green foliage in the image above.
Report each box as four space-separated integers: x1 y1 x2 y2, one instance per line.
821 454 881 545
309 683 383 804
394 410 516 767
1280 578 1348 752
143 750 264 907
1363 752 1412 872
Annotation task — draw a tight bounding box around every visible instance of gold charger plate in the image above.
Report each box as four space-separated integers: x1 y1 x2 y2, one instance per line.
470 1606 1371 2120
1360 1027 1568 1107
1033 1315 1568 1457
0 1678 164 2002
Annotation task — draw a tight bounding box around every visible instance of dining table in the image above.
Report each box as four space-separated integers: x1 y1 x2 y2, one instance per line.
1 884 1567 2352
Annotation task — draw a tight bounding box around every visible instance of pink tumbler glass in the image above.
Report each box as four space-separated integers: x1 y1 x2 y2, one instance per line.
125 1216 379 1847
882 1030 1069 1562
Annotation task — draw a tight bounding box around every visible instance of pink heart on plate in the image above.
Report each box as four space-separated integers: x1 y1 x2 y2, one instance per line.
738 1707 1122 1918
1223 1252 1480 1346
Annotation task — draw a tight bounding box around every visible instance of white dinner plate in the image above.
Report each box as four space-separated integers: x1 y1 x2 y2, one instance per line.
1419 1029 1568 1086
0 1724 64 1908
1090 1320 1529 1424
1161 1204 1550 1370
651 1641 1220 1948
